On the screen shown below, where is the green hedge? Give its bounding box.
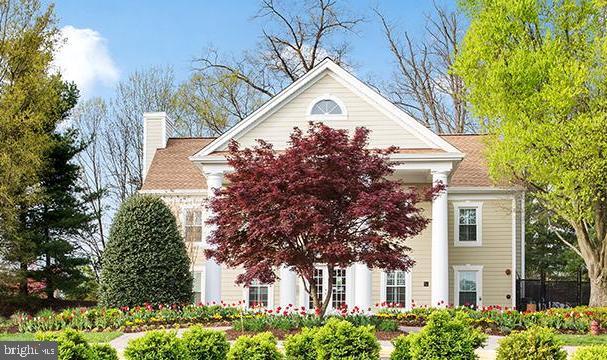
[571,345,607,360]
[496,327,567,360]
[100,195,192,307]
[227,332,282,360]
[391,310,486,360]
[181,326,229,360]
[35,329,118,360]
[124,330,189,360]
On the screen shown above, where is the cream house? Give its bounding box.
[140,59,525,311]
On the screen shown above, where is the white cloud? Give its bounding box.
[53,25,119,96]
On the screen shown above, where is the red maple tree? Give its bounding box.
[206,122,439,316]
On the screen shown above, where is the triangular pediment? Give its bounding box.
[191,59,461,160]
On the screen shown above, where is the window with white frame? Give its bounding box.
[454,202,482,246]
[192,270,202,304]
[308,268,324,309]
[184,208,203,243]
[248,280,270,308]
[385,271,407,307]
[332,268,347,309]
[454,265,483,308]
[311,99,342,115]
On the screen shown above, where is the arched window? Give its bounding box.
[310,99,343,115]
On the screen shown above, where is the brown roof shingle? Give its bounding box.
[141,138,215,190]
[440,134,492,187]
[142,134,497,191]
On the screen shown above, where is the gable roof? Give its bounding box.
[141,134,495,191]
[190,58,462,161]
[141,138,214,191]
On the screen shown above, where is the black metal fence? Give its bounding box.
[517,275,590,311]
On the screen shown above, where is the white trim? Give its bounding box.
[453,265,483,307]
[190,59,462,160]
[138,189,208,196]
[181,205,205,246]
[243,282,275,309]
[306,94,348,120]
[379,270,412,309]
[453,202,483,247]
[511,198,517,308]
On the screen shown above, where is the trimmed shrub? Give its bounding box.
[181,326,229,360]
[395,310,486,360]
[227,332,282,360]
[36,329,94,360]
[284,327,319,360]
[100,195,192,307]
[496,327,566,360]
[390,335,412,360]
[90,344,118,360]
[572,345,607,360]
[313,318,380,360]
[124,330,190,360]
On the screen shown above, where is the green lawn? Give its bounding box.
[556,334,607,346]
[0,332,122,343]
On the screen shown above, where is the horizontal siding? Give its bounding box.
[226,74,430,150]
[448,199,514,307]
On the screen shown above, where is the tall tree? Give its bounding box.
[377,4,472,133]
[192,0,363,128]
[0,0,78,295]
[0,0,62,244]
[104,66,180,202]
[455,0,607,305]
[27,125,96,299]
[70,98,110,281]
[206,123,438,316]
[525,196,585,280]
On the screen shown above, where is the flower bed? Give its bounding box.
[4,301,607,336]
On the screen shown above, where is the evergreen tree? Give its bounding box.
[100,195,192,307]
[26,116,98,299]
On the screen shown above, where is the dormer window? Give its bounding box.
[307,95,347,119]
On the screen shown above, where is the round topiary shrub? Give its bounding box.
[394,310,486,360]
[572,345,607,360]
[227,332,282,360]
[100,195,192,307]
[90,344,119,360]
[390,335,412,360]
[284,327,319,360]
[181,326,229,360]
[124,330,189,360]
[496,327,566,360]
[35,329,89,360]
[313,318,380,360]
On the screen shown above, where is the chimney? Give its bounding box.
[143,112,174,180]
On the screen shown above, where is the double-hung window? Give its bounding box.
[248,280,270,308]
[454,202,483,246]
[184,208,203,244]
[385,271,407,307]
[454,265,483,307]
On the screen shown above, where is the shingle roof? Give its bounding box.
[439,134,492,187]
[141,138,214,191]
[141,134,495,191]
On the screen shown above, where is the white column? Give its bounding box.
[204,171,224,304]
[279,266,298,308]
[354,263,372,311]
[431,170,449,307]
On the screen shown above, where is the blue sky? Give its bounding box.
[51,0,457,99]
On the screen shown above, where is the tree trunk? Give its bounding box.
[588,271,607,306]
[573,220,607,307]
[18,263,28,296]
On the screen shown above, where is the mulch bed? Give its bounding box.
[224,328,407,340]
